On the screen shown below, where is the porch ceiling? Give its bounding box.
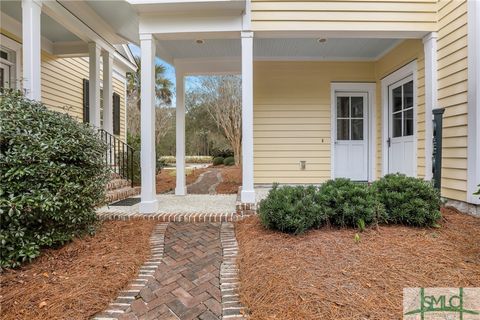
[157,37,400,65]
[0,1,80,43]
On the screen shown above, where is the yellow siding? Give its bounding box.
[251,0,437,32]
[41,54,127,142]
[436,0,468,201]
[253,61,375,184]
[373,40,425,179]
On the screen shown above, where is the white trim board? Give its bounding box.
[467,0,480,205]
[330,82,376,182]
[381,60,418,177]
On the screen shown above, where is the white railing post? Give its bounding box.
[88,42,101,127]
[139,33,159,213]
[241,31,256,203]
[21,0,42,101]
[175,69,187,195]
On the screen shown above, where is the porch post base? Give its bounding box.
[139,200,159,214]
[175,187,187,196]
[241,188,256,204]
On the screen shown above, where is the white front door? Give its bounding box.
[334,93,368,181]
[388,77,415,176]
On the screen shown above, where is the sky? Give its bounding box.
[128,44,201,107]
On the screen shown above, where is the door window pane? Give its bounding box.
[393,112,402,137]
[351,97,363,118]
[351,119,363,140]
[337,97,349,117]
[337,119,349,140]
[403,81,413,108]
[392,86,402,112]
[403,108,414,136]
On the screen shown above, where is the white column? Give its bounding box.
[175,69,186,195]
[102,51,113,133]
[88,42,101,127]
[423,32,438,181]
[21,0,42,101]
[241,31,256,203]
[139,33,159,213]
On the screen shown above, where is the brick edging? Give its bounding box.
[92,223,169,320]
[97,212,241,222]
[220,223,247,319]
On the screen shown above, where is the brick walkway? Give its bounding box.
[117,223,233,320]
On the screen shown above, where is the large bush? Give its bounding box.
[316,179,386,228]
[0,91,109,268]
[212,156,224,166]
[223,156,235,166]
[258,184,325,235]
[372,174,441,226]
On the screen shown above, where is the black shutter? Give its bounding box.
[82,79,89,123]
[113,92,120,135]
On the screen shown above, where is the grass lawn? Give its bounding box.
[0,220,155,320]
[236,207,480,320]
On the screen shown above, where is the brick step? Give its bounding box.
[106,186,140,204]
[106,178,131,191]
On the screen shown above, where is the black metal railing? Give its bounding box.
[98,129,135,187]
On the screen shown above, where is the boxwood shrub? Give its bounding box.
[0,91,109,268]
[212,156,224,166]
[315,179,386,228]
[223,156,235,166]
[372,174,441,226]
[258,184,325,235]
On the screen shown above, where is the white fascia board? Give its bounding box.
[41,1,116,54]
[114,51,137,72]
[174,57,241,75]
[254,30,429,39]
[0,12,53,54]
[139,13,242,35]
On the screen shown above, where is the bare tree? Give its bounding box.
[197,75,242,165]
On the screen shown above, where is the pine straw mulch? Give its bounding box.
[215,166,242,194]
[236,207,480,320]
[0,220,156,320]
[156,167,208,194]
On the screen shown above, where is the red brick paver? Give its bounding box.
[120,223,223,320]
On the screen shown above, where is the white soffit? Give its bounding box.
[157,37,400,61]
[255,38,400,60]
[0,0,80,43]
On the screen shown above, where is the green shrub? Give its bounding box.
[316,179,386,228]
[0,91,109,268]
[223,156,235,166]
[211,147,234,159]
[258,184,325,235]
[372,174,441,226]
[212,157,224,166]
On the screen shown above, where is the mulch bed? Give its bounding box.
[216,166,242,194]
[156,167,208,194]
[236,207,480,320]
[0,220,156,320]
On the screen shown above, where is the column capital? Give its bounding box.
[422,32,438,43]
[139,33,154,41]
[22,0,42,9]
[241,31,254,39]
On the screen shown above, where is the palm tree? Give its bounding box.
[127,56,173,109]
